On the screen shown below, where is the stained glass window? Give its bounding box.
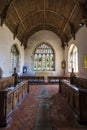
[10,45,20,73]
[68,44,78,72]
[34,43,54,71]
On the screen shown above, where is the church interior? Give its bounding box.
[0,0,87,130]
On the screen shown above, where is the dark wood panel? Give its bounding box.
[59,78,87,124]
[0,79,29,127]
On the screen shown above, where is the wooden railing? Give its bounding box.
[19,76,44,84]
[48,76,69,84]
[19,75,69,84]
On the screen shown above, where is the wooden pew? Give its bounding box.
[0,77,29,127]
[0,76,14,90]
[59,77,87,124]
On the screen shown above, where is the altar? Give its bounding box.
[35,72,52,77]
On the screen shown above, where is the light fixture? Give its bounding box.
[79,22,84,27]
[80,18,87,27]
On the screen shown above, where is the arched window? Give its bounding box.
[10,44,20,73]
[68,44,78,72]
[34,43,55,71]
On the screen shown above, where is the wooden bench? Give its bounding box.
[59,77,87,124]
[0,77,29,127]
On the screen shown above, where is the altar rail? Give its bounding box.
[19,76,44,84]
[0,79,29,127]
[19,76,69,84]
[48,76,69,84]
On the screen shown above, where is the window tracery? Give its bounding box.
[10,45,20,73]
[68,44,78,72]
[34,43,55,71]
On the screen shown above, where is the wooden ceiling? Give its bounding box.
[0,0,87,49]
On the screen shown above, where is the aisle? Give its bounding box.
[34,88,52,130]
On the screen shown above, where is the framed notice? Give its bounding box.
[84,56,87,68]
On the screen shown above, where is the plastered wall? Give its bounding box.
[24,30,64,76]
[0,24,87,78]
[64,25,87,78]
[0,24,24,77]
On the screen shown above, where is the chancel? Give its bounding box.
[0,0,87,129]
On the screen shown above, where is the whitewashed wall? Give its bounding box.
[24,30,64,76]
[0,24,24,77]
[65,25,87,78]
[0,24,87,78]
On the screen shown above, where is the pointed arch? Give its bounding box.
[10,44,20,73]
[68,44,78,72]
[33,42,55,71]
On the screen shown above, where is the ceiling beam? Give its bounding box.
[69,22,75,40]
[0,0,13,26]
[79,1,87,27]
[21,35,27,44]
[74,0,87,5]
[21,23,68,49]
[21,23,63,41]
[74,0,87,27]
[19,9,68,24]
[13,23,19,39]
[61,3,78,38]
[79,2,87,17]
[61,38,68,50]
[11,3,28,32]
[43,0,45,29]
[19,9,68,42]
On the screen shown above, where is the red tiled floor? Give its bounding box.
[0,84,58,130]
[50,93,87,130]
